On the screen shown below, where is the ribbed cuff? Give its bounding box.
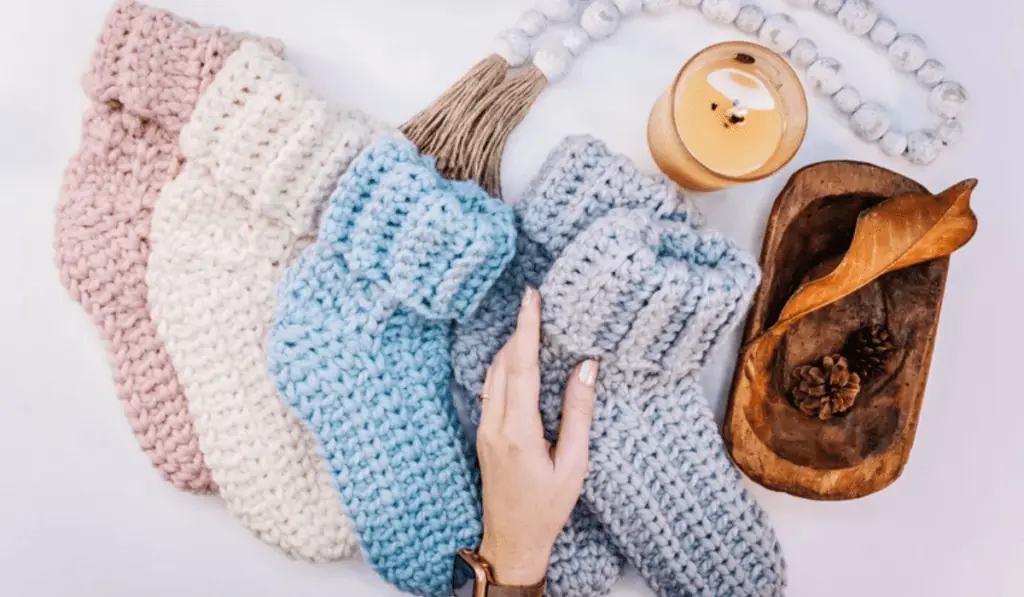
[518,135,699,257]
[84,0,284,131]
[329,137,517,322]
[179,42,386,237]
[541,209,760,373]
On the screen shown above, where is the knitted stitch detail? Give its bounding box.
[54,1,277,492]
[452,136,700,597]
[146,42,384,561]
[452,136,784,597]
[269,137,516,596]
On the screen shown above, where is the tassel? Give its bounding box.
[402,53,510,171]
[433,66,547,197]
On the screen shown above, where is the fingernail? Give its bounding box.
[521,286,535,308]
[579,360,599,387]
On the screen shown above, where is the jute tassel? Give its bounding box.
[402,54,510,173]
[436,66,546,197]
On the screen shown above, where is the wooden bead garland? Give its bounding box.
[496,0,968,166]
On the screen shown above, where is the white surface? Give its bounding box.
[1,1,1021,596]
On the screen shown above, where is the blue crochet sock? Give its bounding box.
[451,136,701,597]
[268,137,516,597]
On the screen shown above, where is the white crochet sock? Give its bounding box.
[147,42,389,561]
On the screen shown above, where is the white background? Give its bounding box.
[1,1,1021,596]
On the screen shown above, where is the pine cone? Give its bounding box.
[790,355,861,420]
[843,324,896,378]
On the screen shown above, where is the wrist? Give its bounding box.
[478,534,550,587]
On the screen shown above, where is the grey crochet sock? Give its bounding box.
[540,209,782,597]
[453,136,785,597]
[451,136,700,597]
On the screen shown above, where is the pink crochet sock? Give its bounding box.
[54,0,282,492]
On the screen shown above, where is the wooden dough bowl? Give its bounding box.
[724,161,977,500]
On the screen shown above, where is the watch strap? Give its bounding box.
[486,579,546,597]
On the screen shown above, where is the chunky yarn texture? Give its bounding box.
[146,42,384,560]
[54,0,278,492]
[454,136,670,597]
[269,137,516,596]
[452,136,786,597]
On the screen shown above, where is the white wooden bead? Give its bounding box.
[836,0,878,36]
[916,59,945,86]
[936,119,963,146]
[701,0,741,23]
[496,29,532,66]
[679,0,703,6]
[879,130,908,157]
[807,57,844,95]
[517,10,548,37]
[832,86,862,114]
[850,102,891,141]
[734,5,765,34]
[581,1,621,39]
[817,0,844,15]
[563,26,591,56]
[888,34,928,72]
[929,81,968,119]
[906,130,941,165]
[613,0,645,15]
[534,44,575,82]
[539,0,581,22]
[786,0,818,8]
[643,0,680,12]
[759,14,800,53]
[868,18,898,47]
[789,39,818,69]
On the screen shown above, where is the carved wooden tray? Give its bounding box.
[724,161,977,500]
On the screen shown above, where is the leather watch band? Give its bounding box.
[486,580,546,597]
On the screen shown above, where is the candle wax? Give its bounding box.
[674,60,786,178]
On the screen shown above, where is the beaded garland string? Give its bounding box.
[514,0,967,166]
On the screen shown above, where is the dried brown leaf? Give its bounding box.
[772,180,978,330]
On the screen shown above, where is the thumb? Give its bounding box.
[553,360,599,482]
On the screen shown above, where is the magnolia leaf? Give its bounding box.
[768,179,978,335]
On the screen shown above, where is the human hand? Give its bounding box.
[475,287,599,586]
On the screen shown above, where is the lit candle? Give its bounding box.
[648,42,808,192]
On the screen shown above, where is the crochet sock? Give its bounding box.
[451,136,697,597]
[53,0,280,492]
[268,137,516,597]
[537,208,783,597]
[452,136,783,596]
[146,42,384,561]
